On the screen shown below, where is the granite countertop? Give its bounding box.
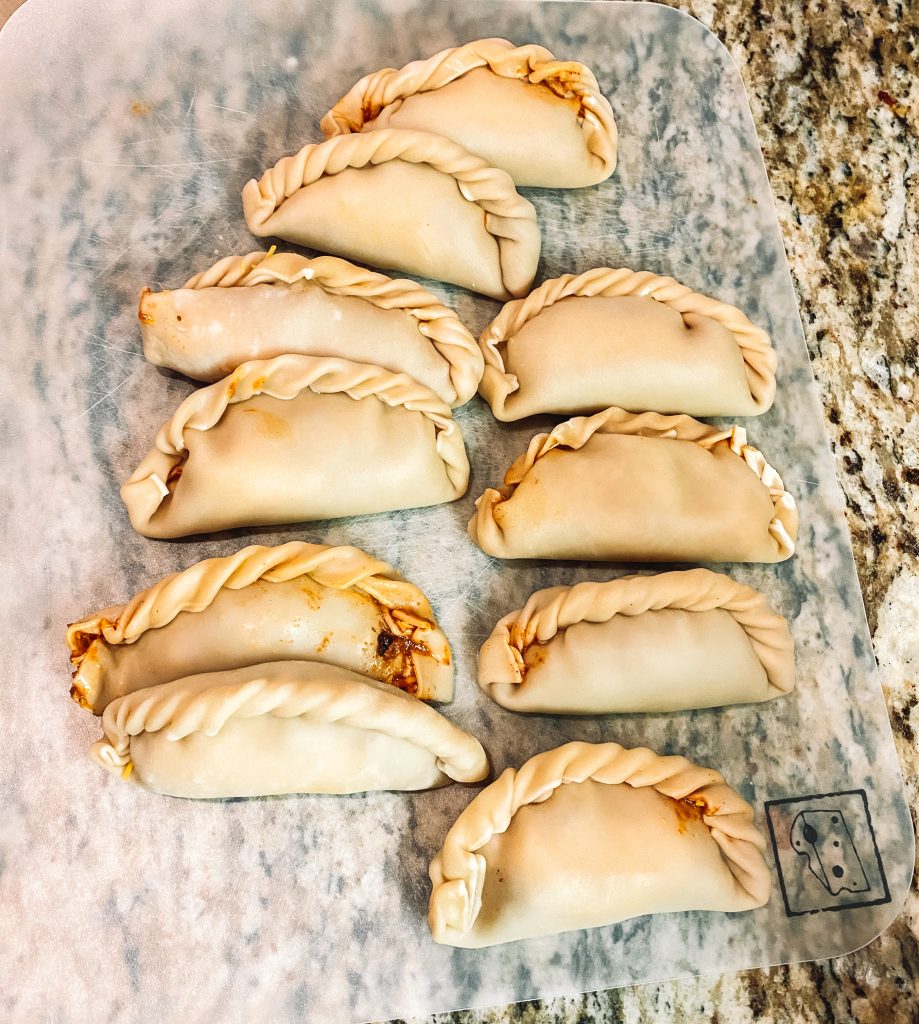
[0,1,915,1022]
[409,1,918,1022]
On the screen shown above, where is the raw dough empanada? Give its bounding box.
[479,268,777,419]
[122,354,469,538]
[320,38,617,188]
[139,250,483,404]
[478,569,794,713]
[67,541,453,714]
[90,661,489,799]
[242,129,539,300]
[429,741,770,947]
[469,408,797,563]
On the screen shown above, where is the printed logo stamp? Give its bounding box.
[764,789,890,916]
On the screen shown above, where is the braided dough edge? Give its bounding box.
[121,353,469,535]
[92,668,488,785]
[319,37,617,180]
[479,268,776,418]
[67,541,449,708]
[241,128,539,298]
[429,740,770,942]
[478,567,795,700]
[165,250,482,406]
[469,407,798,559]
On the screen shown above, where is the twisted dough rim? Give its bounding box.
[180,250,483,406]
[429,741,770,942]
[241,128,539,298]
[479,268,777,418]
[478,568,795,699]
[319,37,617,178]
[66,541,447,706]
[91,665,488,785]
[121,353,470,532]
[472,408,798,559]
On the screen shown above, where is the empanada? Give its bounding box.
[122,354,470,538]
[320,38,617,189]
[479,268,777,419]
[68,541,453,714]
[429,741,770,947]
[478,569,794,714]
[242,129,540,300]
[139,250,483,404]
[469,408,797,563]
[90,661,489,799]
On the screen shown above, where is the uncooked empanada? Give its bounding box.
[68,541,453,714]
[90,661,489,799]
[429,741,770,947]
[478,569,794,714]
[469,408,797,563]
[122,354,469,538]
[242,129,540,300]
[139,250,483,404]
[320,38,617,188]
[479,268,777,420]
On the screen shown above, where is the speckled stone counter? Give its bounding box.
[399,1,919,1021]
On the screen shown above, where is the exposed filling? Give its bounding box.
[67,627,109,708]
[69,682,92,710]
[137,287,155,325]
[670,794,711,834]
[165,462,184,490]
[67,625,102,664]
[542,69,589,110]
[374,628,432,695]
[65,583,449,707]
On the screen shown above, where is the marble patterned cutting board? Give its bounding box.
[0,1,912,1021]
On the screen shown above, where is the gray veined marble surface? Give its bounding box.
[0,1,913,1022]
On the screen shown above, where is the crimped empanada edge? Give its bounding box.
[121,353,470,536]
[469,408,798,560]
[428,741,770,944]
[68,543,454,710]
[319,37,617,180]
[139,250,484,407]
[478,267,777,419]
[92,667,488,787]
[477,567,795,699]
[240,129,540,299]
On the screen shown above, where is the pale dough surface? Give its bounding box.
[471,781,744,946]
[502,608,769,713]
[476,568,794,714]
[131,717,446,798]
[428,742,770,949]
[254,161,505,298]
[369,69,596,188]
[474,433,781,562]
[124,361,469,539]
[92,661,489,798]
[142,283,453,391]
[81,578,449,711]
[502,295,756,417]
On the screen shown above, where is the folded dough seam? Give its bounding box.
[479,266,776,416]
[67,541,450,708]
[242,128,539,299]
[121,353,469,530]
[479,567,795,698]
[428,741,770,941]
[152,249,483,406]
[473,406,798,559]
[92,664,489,788]
[320,37,617,178]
